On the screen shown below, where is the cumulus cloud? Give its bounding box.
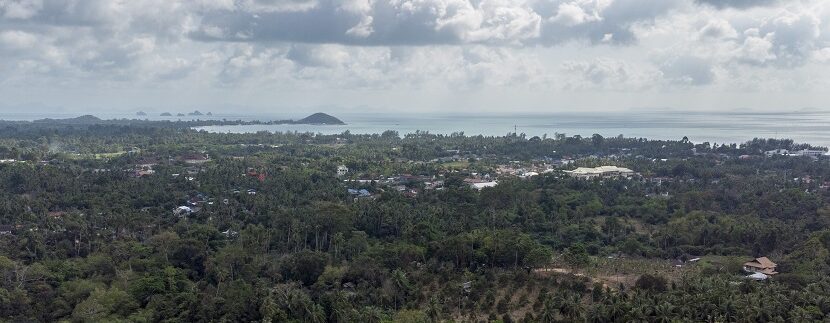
[815,47,830,62]
[563,58,631,84]
[189,0,687,46]
[550,1,602,27]
[695,0,780,9]
[720,10,825,67]
[561,57,662,90]
[660,56,715,85]
[0,0,829,112]
[539,0,687,45]
[698,18,738,39]
[0,0,42,19]
[759,11,822,67]
[0,30,38,50]
[735,29,776,64]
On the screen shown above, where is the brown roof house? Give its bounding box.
[743,257,778,276]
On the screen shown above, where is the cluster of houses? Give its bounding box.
[347,188,375,201]
[344,173,443,200]
[173,192,218,217]
[128,158,159,178]
[496,163,554,179]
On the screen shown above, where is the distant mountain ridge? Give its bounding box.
[0,113,345,128]
[32,115,103,124]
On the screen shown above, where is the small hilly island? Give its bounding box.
[295,112,345,125]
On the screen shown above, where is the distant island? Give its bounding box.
[0,113,345,129]
[160,112,172,116]
[295,112,345,125]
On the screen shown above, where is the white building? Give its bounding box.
[470,181,498,190]
[766,149,826,158]
[173,206,193,216]
[336,165,349,177]
[791,149,826,158]
[565,166,635,179]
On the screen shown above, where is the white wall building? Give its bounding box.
[336,165,349,177]
[565,166,635,179]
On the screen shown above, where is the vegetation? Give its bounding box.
[1,119,830,321]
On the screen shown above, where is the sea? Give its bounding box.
[2,110,830,147]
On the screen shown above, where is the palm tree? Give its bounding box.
[539,299,557,323]
[559,295,584,321]
[426,296,442,323]
[585,305,608,323]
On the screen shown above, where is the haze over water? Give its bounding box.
[194,111,830,147]
[2,110,828,147]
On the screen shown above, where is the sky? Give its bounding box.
[1,0,829,115]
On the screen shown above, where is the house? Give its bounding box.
[131,169,155,177]
[337,165,349,177]
[743,257,778,276]
[347,189,371,197]
[173,206,193,216]
[765,149,787,156]
[182,153,210,164]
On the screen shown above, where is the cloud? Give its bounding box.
[695,0,780,9]
[563,58,632,85]
[550,1,602,27]
[286,44,349,67]
[722,10,824,67]
[815,47,830,62]
[539,0,687,45]
[0,30,38,50]
[698,18,738,39]
[560,57,664,91]
[1,0,829,112]
[190,0,686,46]
[759,11,822,67]
[734,29,776,64]
[238,0,319,12]
[0,0,42,19]
[0,0,118,26]
[660,56,715,85]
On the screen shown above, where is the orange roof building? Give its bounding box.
[743,257,778,275]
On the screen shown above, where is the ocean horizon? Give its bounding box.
[2,110,829,147]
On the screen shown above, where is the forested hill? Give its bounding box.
[2,124,830,321]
